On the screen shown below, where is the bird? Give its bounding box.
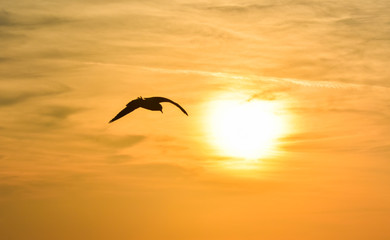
[109,96,188,123]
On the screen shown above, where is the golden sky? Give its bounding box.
[1,0,390,239]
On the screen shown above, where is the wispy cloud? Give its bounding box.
[0,81,70,106]
[83,134,146,149]
[0,9,71,28]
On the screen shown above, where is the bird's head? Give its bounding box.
[158,104,163,113]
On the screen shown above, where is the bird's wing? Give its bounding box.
[109,103,140,123]
[126,98,143,106]
[148,97,188,116]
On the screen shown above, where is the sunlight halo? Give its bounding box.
[206,98,286,160]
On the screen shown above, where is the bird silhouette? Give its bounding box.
[109,96,188,123]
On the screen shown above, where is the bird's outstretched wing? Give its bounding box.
[109,100,141,123]
[148,97,188,116]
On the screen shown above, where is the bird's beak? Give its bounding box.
[160,110,163,113]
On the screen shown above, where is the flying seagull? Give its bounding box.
[109,96,188,123]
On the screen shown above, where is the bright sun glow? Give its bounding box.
[207,99,286,159]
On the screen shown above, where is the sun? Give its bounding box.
[206,98,285,159]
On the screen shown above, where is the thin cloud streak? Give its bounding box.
[141,66,390,90]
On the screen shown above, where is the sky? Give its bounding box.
[1,0,390,239]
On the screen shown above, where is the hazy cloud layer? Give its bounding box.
[1,0,390,239]
[0,81,70,106]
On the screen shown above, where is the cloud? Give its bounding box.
[0,81,70,106]
[182,1,390,86]
[248,84,292,101]
[105,154,133,164]
[40,105,82,120]
[0,57,12,62]
[204,4,276,13]
[369,145,390,154]
[0,9,71,28]
[0,29,25,41]
[0,184,23,197]
[20,105,85,129]
[113,162,199,179]
[0,9,13,26]
[0,167,101,200]
[280,131,335,142]
[83,134,146,149]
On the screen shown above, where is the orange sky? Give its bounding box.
[1,0,390,239]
